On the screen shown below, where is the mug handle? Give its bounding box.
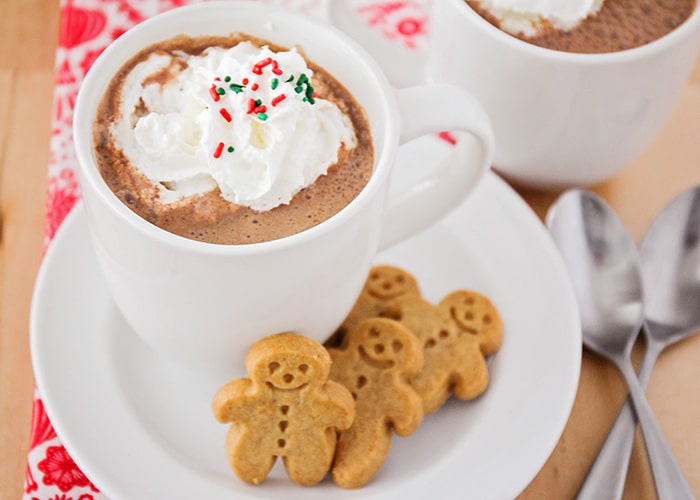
[379,84,495,250]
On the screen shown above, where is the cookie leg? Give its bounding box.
[284,429,336,486]
[226,428,276,485]
[332,420,391,489]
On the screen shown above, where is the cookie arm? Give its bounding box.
[318,381,356,430]
[211,378,253,423]
[388,384,424,437]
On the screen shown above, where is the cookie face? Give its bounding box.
[263,358,315,390]
[325,265,420,349]
[364,265,420,300]
[213,333,355,486]
[356,321,412,367]
[442,291,503,356]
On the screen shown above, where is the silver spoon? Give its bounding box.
[575,186,700,500]
[547,189,694,500]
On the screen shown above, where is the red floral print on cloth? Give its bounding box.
[46,168,80,242]
[36,446,97,493]
[30,493,97,500]
[59,4,108,48]
[356,1,428,49]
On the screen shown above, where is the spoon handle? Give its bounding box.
[575,337,661,500]
[619,360,695,500]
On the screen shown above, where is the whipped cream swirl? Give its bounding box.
[475,0,604,36]
[111,42,357,211]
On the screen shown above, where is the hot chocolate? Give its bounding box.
[467,0,697,53]
[93,34,373,244]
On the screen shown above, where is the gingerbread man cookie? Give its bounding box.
[325,265,420,348]
[327,318,424,488]
[382,290,503,413]
[212,333,355,486]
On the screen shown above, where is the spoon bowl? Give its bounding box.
[641,186,700,345]
[547,189,694,500]
[546,189,644,360]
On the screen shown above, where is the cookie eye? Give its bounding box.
[439,330,449,339]
[269,362,280,374]
[483,314,492,325]
[464,296,475,305]
[425,339,436,349]
[298,364,309,374]
[396,275,405,284]
[368,327,381,339]
[392,340,403,353]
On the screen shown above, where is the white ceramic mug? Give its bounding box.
[329,0,700,188]
[73,1,494,380]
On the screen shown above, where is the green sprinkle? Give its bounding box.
[255,99,262,107]
[257,112,268,121]
[224,76,231,82]
[216,87,226,95]
[271,78,279,90]
[305,85,314,98]
[297,73,308,85]
[227,146,235,153]
[285,74,295,82]
[295,86,303,94]
[229,83,244,93]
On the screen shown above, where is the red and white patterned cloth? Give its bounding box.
[24,1,429,498]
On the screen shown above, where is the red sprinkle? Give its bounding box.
[246,98,256,114]
[209,85,220,102]
[213,142,225,158]
[242,77,249,85]
[271,94,286,107]
[438,131,458,145]
[253,105,267,114]
[214,77,221,81]
[251,82,259,91]
[271,60,283,75]
[219,108,232,122]
[252,57,273,75]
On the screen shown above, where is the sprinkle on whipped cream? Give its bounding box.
[111,41,357,211]
[474,0,605,36]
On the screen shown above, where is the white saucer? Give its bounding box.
[31,134,581,499]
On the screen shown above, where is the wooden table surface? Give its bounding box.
[1,1,699,498]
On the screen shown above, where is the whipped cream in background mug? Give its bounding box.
[475,0,603,36]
